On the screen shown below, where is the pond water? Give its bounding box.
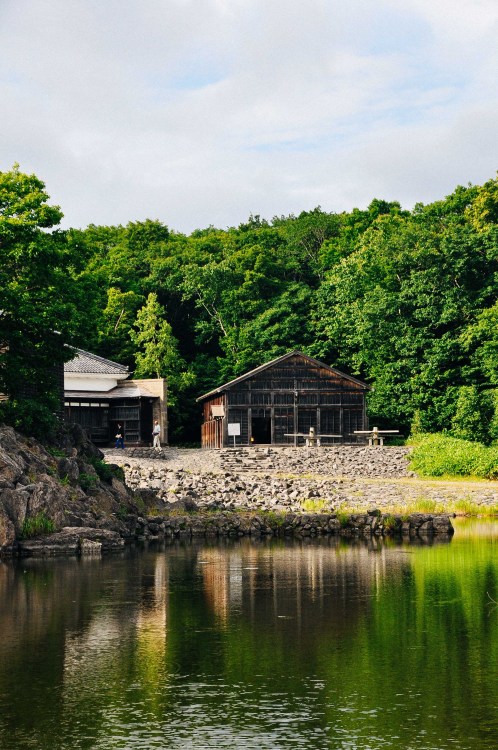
[0,521,497,750]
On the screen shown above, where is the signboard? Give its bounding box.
[227,423,241,436]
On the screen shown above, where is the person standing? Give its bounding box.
[115,424,124,449]
[152,420,161,449]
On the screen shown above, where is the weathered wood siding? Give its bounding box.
[200,354,368,448]
[201,395,226,449]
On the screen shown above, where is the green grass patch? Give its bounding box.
[133,494,147,514]
[382,514,400,531]
[336,511,350,528]
[407,498,440,513]
[47,446,66,458]
[259,510,287,527]
[20,512,56,539]
[409,434,498,480]
[116,504,128,520]
[367,496,498,518]
[301,498,329,512]
[146,507,164,517]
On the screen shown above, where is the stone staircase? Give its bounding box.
[219,447,278,473]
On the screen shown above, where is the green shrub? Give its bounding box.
[111,464,125,482]
[260,510,286,527]
[78,472,98,491]
[47,447,66,458]
[20,512,56,539]
[409,433,498,479]
[89,458,115,483]
[450,386,495,444]
[0,398,59,442]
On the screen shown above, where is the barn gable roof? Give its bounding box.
[196,351,370,402]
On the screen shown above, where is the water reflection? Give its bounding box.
[0,529,497,750]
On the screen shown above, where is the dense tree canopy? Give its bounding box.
[0,166,80,436]
[2,164,497,443]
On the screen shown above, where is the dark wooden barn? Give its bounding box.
[197,351,371,449]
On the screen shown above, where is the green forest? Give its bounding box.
[1,165,497,444]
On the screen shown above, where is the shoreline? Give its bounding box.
[13,508,455,557]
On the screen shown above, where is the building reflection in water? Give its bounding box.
[59,553,171,713]
[0,535,451,693]
[6,532,492,750]
[195,538,412,637]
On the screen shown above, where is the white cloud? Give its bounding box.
[0,0,497,231]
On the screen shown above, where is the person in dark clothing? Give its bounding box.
[115,424,124,449]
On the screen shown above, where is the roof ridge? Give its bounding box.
[197,350,370,401]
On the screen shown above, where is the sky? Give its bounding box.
[1,0,497,233]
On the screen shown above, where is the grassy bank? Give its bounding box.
[408,434,498,481]
[302,496,498,518]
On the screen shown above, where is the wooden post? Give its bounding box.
[293,387,298,447]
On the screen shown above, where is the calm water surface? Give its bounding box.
[0,520,497,750]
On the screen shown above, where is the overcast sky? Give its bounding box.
[1,0,497,233]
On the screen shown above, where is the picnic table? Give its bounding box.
[353,426,399,446]
[285,427,342,447]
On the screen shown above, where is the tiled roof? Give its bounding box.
[64,348,129,375]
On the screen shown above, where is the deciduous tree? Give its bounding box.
[0,165,78,436]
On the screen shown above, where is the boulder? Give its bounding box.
[17,527,125,556]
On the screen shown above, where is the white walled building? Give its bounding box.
[64,349,167,446]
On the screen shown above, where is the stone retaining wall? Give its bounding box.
[131,510,454,542]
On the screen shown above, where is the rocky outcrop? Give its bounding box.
[0,424,138,556]
[17,527,125,556]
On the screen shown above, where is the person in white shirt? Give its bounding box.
[152,420,161,449]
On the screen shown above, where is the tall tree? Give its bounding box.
[130,293,195,405]
[0,165,78,436]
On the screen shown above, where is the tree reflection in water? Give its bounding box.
[0,527,496,749]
